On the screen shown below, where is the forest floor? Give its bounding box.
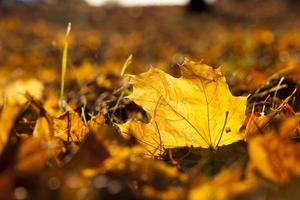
[1,2,300,200]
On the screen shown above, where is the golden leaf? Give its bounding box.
[0,104,20,155]
[118,60,247,155]
[0,78,44,156]
[244,113,272,140]
[189,169,253,200]
[15,138,51,174]
[33,117,52,140]
[82,145,186,200]
[0,78,43,105]
[53,111,88,142]
[248,133,300,184]
[278,115,300,138]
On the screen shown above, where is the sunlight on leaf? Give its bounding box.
[33,117,52,140]
[0,78,43,105]
[248,133,300,184]
[53,110,88,142]
[0,78,44,156]
[0,104,20,156]
[118,59,247,155]
[278,115,300,138]
[244,113,273,140]
[189,169,253,200]
[15,138,52,174]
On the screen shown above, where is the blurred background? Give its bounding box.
[2,1,300,200]
[1,0,300,84]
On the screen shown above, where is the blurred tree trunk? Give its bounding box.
[187,0,208,12]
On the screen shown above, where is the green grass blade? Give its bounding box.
[60,22,71,113]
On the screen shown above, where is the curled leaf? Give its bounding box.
[0,78,44,156]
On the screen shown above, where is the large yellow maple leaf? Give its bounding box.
[118,60,247,156]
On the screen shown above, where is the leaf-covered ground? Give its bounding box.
[1,2,300,200]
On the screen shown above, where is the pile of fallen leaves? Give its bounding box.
[2,4,300,200]
[1,57,300,200]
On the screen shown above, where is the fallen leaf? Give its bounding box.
[33,117,52,140]
[29,116,68,169]
[118,60,247,155]
[0,104,20,155]
[142,185,184,200]
[82,145,186,200]
[248,133,300,184]
[53,110,88,142]
[189,168,253,200]
[15,138,50,173]
[244,113,273,140]
[0,79,44,156]
[279,115,300,138]
[242,68,270,91]
[0,78,44,105]
[244,103,298,140]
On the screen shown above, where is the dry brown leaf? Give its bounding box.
[82,145,186,200]
[244,113,273,140]
[248,133,300,184]
[245,104,298,140]
[118,59,247,156]
[53,110,88,142]
[0,78,43,105]
[142,185,183,200]
[189,169,254,200]
[83,146,145,177]
[278,115,300,138]
[0,104,20,155]
[43,90,61,116]
[33,117,52,140]
[0,78,44,156]
[88,114,122,149]
[28,116,69,170]
[15,137,61,174]
[242,68,269,91]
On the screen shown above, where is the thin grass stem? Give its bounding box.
[60,22,71,113]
